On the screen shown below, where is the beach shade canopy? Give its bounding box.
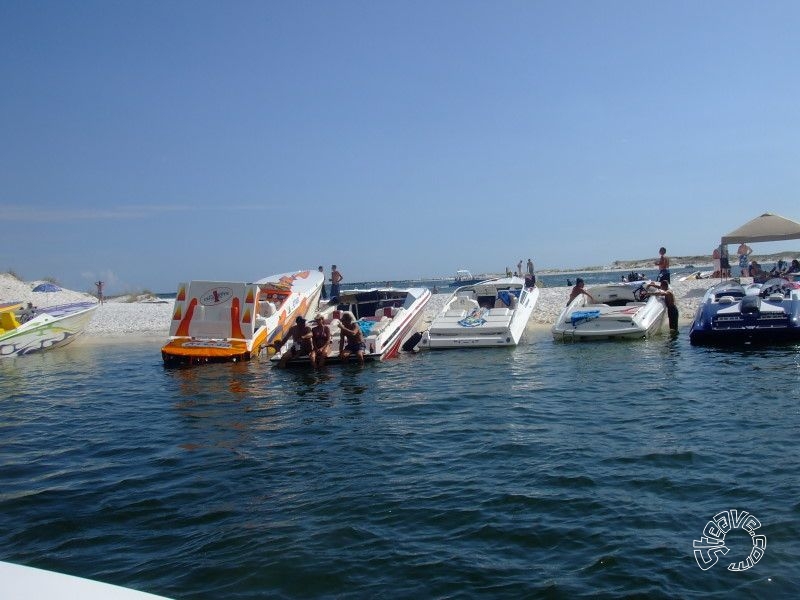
[720,212,800,244]
[32,282,62,293]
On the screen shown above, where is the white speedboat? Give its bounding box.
[1,560,171,599]
[552,281,666,341]
[271,286,431,365]
[689,277,800,346]
[1,301,97,358]
[161,269,323,365]
[447,269,485,287]
[419,276,539,349]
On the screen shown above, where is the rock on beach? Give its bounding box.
[0,273,724,339]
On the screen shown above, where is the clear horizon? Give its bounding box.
[2,1,800,295]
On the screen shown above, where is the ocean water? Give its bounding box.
[155,266,702,300]
[1,330,799,599]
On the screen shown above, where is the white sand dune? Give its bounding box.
[1,273,729,338]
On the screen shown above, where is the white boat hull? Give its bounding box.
[1,560,171,599]
[161,270,323,365]
[272,287,431,364]
[0,302,97,358]
[552,282,666,341]
[421,277,539,349]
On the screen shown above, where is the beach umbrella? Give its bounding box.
[32,282,62,292]
[721,212,800,244]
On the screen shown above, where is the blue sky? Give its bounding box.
[2,1,799,294]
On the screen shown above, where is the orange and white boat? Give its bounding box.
[161,270,323,365]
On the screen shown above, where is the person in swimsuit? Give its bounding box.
[655,247,671,283]
[567,278,594,305]
[318,266,328,300]
[719,244,731,278]
[311,314,331,367]
[338,312,365,365]
[273,316,314,368]
[330,265,343,300]
[736,243,753,276]
[644,280,678,331]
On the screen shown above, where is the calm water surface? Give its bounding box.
[1,329,799,599]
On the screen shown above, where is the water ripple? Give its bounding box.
[1,336,799,598]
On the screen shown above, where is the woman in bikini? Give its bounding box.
[311,314,331,368]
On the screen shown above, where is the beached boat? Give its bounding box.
[688,277,800,346]
[448,269,485,287]
[552,281,666,341]
[419,276,539,349]
[0,301,97,358]
[271,286,431,365]
[161,270,323,365]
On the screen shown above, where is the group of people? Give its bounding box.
[272,310,366,368]
[268,263,363,368]
[713,242,800,281]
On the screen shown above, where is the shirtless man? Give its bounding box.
[311,314,332,368]
[567,278,594,305]
[338,312,365,365]
[273,316,315,368]
[330,265,343,300]
[645,280,678,331]
[654,247,671,283]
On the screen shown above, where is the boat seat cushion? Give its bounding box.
[1,311,21,331]
[190,321,233,338]
[718,296,736,304]
[451,297,479,311]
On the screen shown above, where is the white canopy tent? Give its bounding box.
[721,213,800,244]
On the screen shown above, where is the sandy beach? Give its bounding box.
[1,272,728,339]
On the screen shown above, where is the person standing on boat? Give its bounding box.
[655,247,671,284]
[517,260,523,277]
[318,266,328,300]
[330,265,343,300]
[645,280,678,331]
[338,312,365,365]
[527,258,534,276]
[737,243,753,276]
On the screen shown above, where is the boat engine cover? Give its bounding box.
[740,295,761,314]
